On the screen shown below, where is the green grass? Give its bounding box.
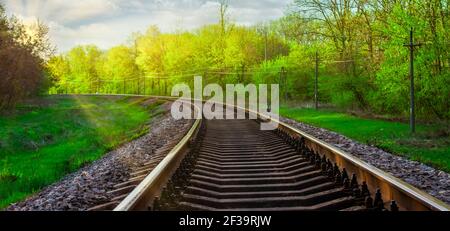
[280,107,450,172]
[0,95,160,209]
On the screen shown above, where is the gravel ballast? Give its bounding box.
[7,102,192,211]
[280,117,450,205]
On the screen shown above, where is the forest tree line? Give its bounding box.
[0,4,54,109]
[1,1,449,122]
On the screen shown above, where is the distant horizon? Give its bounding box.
[3,0,292,53]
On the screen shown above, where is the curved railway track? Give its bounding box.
[165,119,361,211]
[89,98,450,211]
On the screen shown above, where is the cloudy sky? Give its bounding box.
[3,0,292,52]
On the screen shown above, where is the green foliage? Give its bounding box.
[67,45,104,93]
[46,20,289,95]
[373,1,450,119]
[43,0,450,121]
[101,45,140,93]
[0,96,153,208]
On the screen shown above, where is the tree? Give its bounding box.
[101,45,139,93]
[42,0,449,121]
[46,55,70,93]
[65,45,104,93]
[136,26,166,74]
[373,1,450,119]
[219,0,230,35]
[0,3,53,109]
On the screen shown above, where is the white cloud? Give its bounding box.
[3,0,292,52]
[48,22,120,50]
[4,0,119,23]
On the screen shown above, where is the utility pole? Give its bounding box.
[123,79,126,94]
[279,67,283,100]
[404,28,421,134]
[164,79,168,96]
[264,29,268,62]
[241,65,245,83]
[143,77,146,95]
[159,76,162,96]
[280,67,288,103]
[137,77,140,95]
[284,68,288,103]
[151,78,154,95]
[315,51,319,110]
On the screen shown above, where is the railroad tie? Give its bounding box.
[158,119,365,211]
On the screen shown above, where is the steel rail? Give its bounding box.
[255,109,450,211]
[274,120,450,211]
[114,99,202,211]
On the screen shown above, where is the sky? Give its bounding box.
[2,0,292,52]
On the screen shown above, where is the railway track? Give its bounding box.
[90,101,450,211]
[162,119,363,211]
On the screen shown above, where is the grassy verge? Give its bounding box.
[280,107,450,172]
[0,95,160,208]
